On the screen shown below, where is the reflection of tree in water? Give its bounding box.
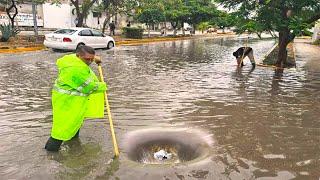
[270,68,284,95]
[48,139,119,180]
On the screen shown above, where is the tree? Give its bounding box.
[70,0,98,27]
[1,0,18,31]
[30,0,47,36]
[197,21,210,33]
[214,12,235,33]
[96,0,138,34]
[137,8,165,37]
[217,0,320,67]
[163,0,185,36]
[184,0,219,34]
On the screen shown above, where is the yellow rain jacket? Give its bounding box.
[51,54,107,141]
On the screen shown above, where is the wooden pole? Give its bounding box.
[97,61,119,157]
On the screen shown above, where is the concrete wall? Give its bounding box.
[1,1,129,30]
[43,3,72,29]
[0,3,43,26]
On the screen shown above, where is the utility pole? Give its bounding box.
[32,0,38,37]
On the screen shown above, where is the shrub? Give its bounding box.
[0,23,19,42]
[122,27,144,39]
[0,24,12,42]
[313,39,320,45]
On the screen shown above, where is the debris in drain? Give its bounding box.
[154,150,172,160]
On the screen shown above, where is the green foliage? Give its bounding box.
[197,22,210,33]
[137,8,165,26]
[0,24,12,42]
[289,17,313,37]
[137,0,219,30]
[122,27,144,39]
[163,0,187,24]
[0,23,19,42]
[313,39,320,45]
[184,0,219,26]
[217,0,320,37]
[213,12,236,30]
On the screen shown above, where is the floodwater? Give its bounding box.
[0,37,319,179]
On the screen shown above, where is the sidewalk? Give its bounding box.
[0,35,45,53]
[294,38,320,71]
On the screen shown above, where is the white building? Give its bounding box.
[0,1,128,30]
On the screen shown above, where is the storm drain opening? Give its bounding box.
[123,128,213,164]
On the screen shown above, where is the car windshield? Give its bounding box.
[54,29,77,35]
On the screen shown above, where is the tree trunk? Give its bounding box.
[32,2,38,37]
[148,25,151,37]
[181,22,185,36]
[102,12,111,34]
[76,14,84,27]
[189,24,194,35]
[171,22,178,36]
[71,0,97,27]
[5,0,18,30]
[276,29,290,67]
[256,32,262,39]
[164,22,167,36]
[276,7,291,67]
[102,18,108,34]
[268,30,275,38]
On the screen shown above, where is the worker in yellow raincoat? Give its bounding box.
[45,45,107,151]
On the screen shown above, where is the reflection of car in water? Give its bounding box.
[44,28,115,51]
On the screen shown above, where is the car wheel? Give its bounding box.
[76,43,85,51]
[107,41,114,49]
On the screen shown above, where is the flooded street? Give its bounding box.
[0,37,319,179]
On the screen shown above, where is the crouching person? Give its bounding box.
[233,47,256,67]
[45,46,107,152]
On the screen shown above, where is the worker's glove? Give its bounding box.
[94,56,102,64]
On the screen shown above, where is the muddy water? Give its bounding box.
[0,37,319,179]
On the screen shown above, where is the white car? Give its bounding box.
[44,28,115,51]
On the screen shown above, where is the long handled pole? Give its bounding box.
[97,62,119,157]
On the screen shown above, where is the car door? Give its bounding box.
[91,30,106,48]
[78,29,94,47]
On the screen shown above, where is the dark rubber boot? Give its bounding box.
[45,137,63,152]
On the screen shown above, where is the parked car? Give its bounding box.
[44,28,115,51]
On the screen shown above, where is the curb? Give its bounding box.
[0,45,45,54]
